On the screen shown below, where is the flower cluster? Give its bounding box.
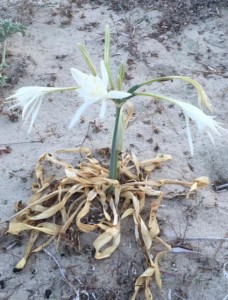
[6,26,224,156]
[7,60,130,132]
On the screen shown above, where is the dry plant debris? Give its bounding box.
[6,148,208,299]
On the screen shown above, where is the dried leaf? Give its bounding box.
[154,251,168,288]
[94,223,120,259]
[131,267,155,300]
[140,218,152,251]
[123,101,134,129]
[6,148,208,297]
[8,222,61,235]
[187,176,209,198]
[76,201,98,232]
[15,230,39,270]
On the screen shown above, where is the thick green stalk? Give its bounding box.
[109,105,123,180]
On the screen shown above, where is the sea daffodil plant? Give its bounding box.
[5,25,226,300]
[7,25,224,181]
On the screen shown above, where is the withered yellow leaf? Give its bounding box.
[15,230,39,270]
[94,223,120,259]
[140,218,152,251]
[131,267,155,300]
[8,222,61,235]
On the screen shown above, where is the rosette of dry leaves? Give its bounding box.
[6,148,208,299]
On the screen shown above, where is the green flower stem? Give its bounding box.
[128,76,211,109]
[64,86,79,91]
[137,76,205,95]
[109,105,123,180]
[133,91,175,104]
[127,75,201,97]
[46,86,79,94]
[137,76,171,88]
[127,77,171,94]
[133,75,193,91]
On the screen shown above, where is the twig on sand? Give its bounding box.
[33,125,45,143]
[173,292,187,300]
[0,140,42,146]
[43,248,80,298]
[215,183,228,191]
[184,237,228,242]
[80,122,91,149]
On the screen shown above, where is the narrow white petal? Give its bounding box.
[21,96,39,121]
[23,99,39,124]
[100,60,109,88]
[207,131,215,145]
[77,89,101,102]
[6,94,16,100]
[70,68,89,87]
[99,100,107,119]
[168,98,224,136]
[185,115,194,156]
[95,75,107,94]
[108,90,131,99]
[28,100,42,133]
[69,102,92,129]
[8,102,21,109]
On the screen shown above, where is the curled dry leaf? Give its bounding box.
[5,148,208,298]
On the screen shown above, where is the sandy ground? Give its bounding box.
[0,1,228,299]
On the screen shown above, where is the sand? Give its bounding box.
[0,1,227,299]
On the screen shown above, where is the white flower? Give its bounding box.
[69,60,131,128]
[7,86,75,133]
[142,92,225,155]
[173,99,225,155]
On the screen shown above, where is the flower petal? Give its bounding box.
[147,93,225,154]
[185,115,194,156]
[167,98,224,134]
[207,131,215,145]
[70,68,90,88]
[99,100,107,119]
[21,95,39,121]
[28,99,42,133]
[70,62,132,125]
[108,90,131,99]
[100,60,109,88]
[22,97,40,124]
[69,101,95,129]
